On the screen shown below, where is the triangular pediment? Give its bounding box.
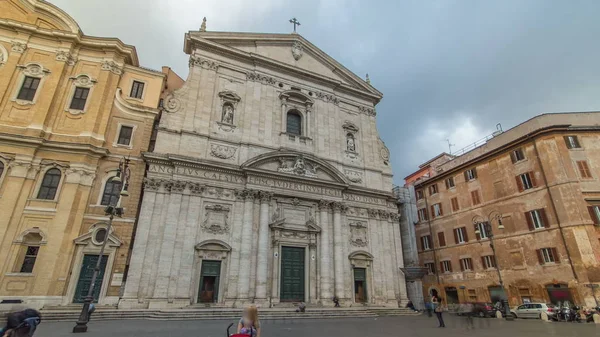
[185,32,381,98]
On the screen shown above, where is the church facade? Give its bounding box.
[119,28,407,308]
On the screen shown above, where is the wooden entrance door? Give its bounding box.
[198,261,221,303]
[280,246,305,302]
[354,268,367,303]
[73,254,108,303]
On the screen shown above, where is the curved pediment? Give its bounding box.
[242,151,349,185]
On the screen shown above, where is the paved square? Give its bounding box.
[37,314,597,337]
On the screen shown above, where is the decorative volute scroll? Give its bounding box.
[0,44,8,67]
[55,50,77,65]
[11,41,27,53]
[378,138,390,165]
[101,61,123,75]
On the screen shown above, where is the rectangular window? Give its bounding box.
[425,262,435,275]
[516,172,536,191]
[417,208,428,222]
[441,260,452,273]
[429,184,438,195]
[451,197,459,212]
[17,76,41,101]
[564,136,581,149]
[460,258,473,271]
[431,203,443,217]
[481,255,496,269]
[538,248,558,264]
[588,205,600,225]
[19,246,39,273]
[454,227,468,244]
[437,232,446,247]
[445,177,455,189]
[421,235,432,251]
[464,168,477,181]
[511,148,526,163]
[576,161,592,179]
[476,222,489,239]
[130,80,145,99]
[117,125,134,146]
[526,209,548,230]
[416,190,424,200]
[69,87,90,110]
[471,190,481,205]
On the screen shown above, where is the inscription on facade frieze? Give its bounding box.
[148,164,245,184]
[343,193,387,206]
[247,176,342,197]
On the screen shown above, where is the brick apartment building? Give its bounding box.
[408,112,600,308]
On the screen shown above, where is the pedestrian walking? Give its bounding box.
[434,297,446,328]
[425,300,433,317]
[0,309,41,337]
[461,302,474,329]
[236,305,261,337]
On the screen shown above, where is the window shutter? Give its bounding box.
[460,260,465,272]
[491,256,496,268]
[475,226,481,241]
[552,248,560,263]
[464,171,468,181]
[440,262,444,273]
[448,261,453,272]
[453,228,459,244]
[563,136,572,149]
[536,249,544,265]
[445,179,449,189]
[510,151,516,164]
[438,232,446,247]
[462,227,469,242]
[515,176,524,192]
[588,206,600,224]
[540,209,550,228]
[439,203,444,216]
[525,211,534,231]
[430,205,435,218]
[481,256,487,269]
[530,172,538,187]
[473,168,478,178]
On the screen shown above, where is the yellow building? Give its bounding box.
[0,0,165,308]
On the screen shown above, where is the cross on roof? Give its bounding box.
[289,18,301,33]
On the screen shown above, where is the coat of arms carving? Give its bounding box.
[349,221,368,247]
[291,41,303,61]
[202,204,230,235]
[278,155,318,178]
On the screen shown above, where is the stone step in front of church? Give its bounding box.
[39,307,419,322]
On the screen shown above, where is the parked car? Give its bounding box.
[472,302,497,318]
[510,303,557,319]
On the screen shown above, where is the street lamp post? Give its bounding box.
[473,211,513,321]
[73,157,130,333]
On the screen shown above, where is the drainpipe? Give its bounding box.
[532,139,578,281]
[423,196,441,285]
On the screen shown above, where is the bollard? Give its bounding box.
[496,311,503,319]
[593,313,600,324]
[540,312,549,322]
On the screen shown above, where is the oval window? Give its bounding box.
[94,228,107,243]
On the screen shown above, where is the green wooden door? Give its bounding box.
[198,261,221,303]
[73,254,108,303]
[280,246,305,301]
[354,268,367,302]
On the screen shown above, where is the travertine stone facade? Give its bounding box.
[120,30,406,308]
[0,0,165,309]
[410,112,600,308]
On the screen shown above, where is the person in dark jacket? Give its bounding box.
[425,301,433,317]
[434,298,446,328]
[0,309,41,337]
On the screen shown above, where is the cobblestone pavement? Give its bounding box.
[38,314,597,337]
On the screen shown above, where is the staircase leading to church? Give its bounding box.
[38,306,419,322]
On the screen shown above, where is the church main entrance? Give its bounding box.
[280,246,305,302]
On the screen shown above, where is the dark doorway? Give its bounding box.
[445,287,459,304]
[430,288,439,298]
[354,268,367,303]
[73,254,108,303]
[546,284,574,305]
[280,246,305,302]
[198,260,221,303]
[488,286,506,304]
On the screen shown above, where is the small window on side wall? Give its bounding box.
[130,80,145,99]
[17,76,41,101]
[464,168,477,181]
[101,177,123,206]
[511,148,525,163]
[564,136,581,149]
[37,168,61,200]
[16,232,43,274]
[117,125,134,146]
[69,87,90,110]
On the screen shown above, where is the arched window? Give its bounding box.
[18,232,42,273]
[286,110,302,135]
[37,168,61,200]
[101,177,122,206]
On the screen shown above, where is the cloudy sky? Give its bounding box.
[50,0,600,185]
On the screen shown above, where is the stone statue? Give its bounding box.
[347,136,356,152]
[222,104,234,124]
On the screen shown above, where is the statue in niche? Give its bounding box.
[347,134,356,152]
[222,103,234,124]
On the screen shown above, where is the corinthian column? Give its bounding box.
[237,189,256,300]
[255,191,273,301]
[318,200,332,302]
[332,202,346,301]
